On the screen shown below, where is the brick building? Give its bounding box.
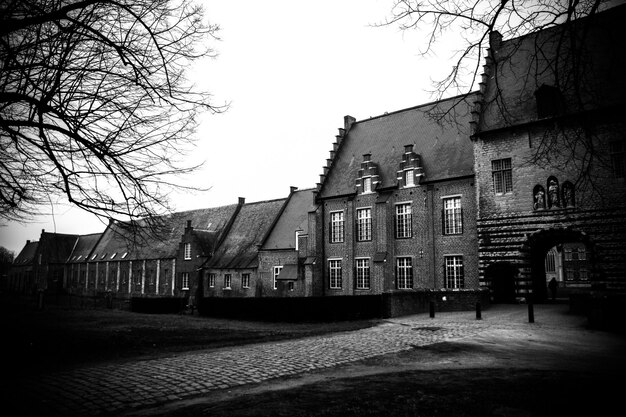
[471,5,626,301]
[314,94,480,297]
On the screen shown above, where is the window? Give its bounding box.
[329,259,342,289]
[181,272,189,290]
[208,273,216,288]
[395,203,412,238]
[579,269,588,280]
[445,256,464,289]
[396,257,413,289]
[110,253,117,259]
[121,252,128,259]
[355,258,370,290]
[356,208,372,241]
[405,169,415,187]
[610,141,625,178]
[363,176,372,193]
[224,274,231,289]
[443,197,462,235]
[184,243,191,260]
[288,281,295,291]
[492,158,512,194]
[242,273,250,289]
[273,266,282,290]
[545,251,556,273]
[330,211,344,243]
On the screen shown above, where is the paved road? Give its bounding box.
[3,304,617,416]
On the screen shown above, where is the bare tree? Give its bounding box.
[0,0,224,226]
[383,0,625,196]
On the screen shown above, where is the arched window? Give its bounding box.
[546,176,560,208]
[533,185,546,210]
[561,181,575,208]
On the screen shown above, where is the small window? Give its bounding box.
[181,272,189,290]
[610,141,625,178]
[121,252,128,259]
[445,256,464,289]
[363,177,372,193]
[330,211,344,243]
[224,274,231,289]
[110,253,117,259]
[492,158,513,194]
[288,281,295,291]
[242,273,250,289]
[184,243,191,260]
[329,259,342,289]
[395,203,412,239]
[91,254,98,260]
[396,257,413,289]
[273,266,282,290]
[100,253,107,259]
[208,273,216,288]
[405,169,415,187]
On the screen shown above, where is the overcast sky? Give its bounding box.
[0,0,463,255]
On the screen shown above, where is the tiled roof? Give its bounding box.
[89,204,240,261]
[67,233,102,263]
[319,94,476,198]
[38,232,80,264]
[13,241,39,265]
[262,188,317,250]
[479,4,626,132]
[207,198,287,269]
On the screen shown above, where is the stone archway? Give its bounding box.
[485,262,518,303]
[523,228,594,302]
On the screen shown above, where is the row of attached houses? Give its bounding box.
[7,5,626,312]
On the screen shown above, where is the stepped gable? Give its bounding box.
[262,188,318,250]
[478,3,626,133]
[89,204,240,261]
[319,94,477,199]
[38,232,80,264]
[67,233,103,263]
[207,198,287,269]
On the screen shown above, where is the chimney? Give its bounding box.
[344,115,356,132]
[238,197,245,205]
[26,240,30,244]
[404,144,414,153]
[363,153,371,162]
[290,186,298,193]
[489,30,502,52]
[186,220,192,230]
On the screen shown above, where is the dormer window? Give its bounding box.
[110,253,117,259]
[397,144,424,187]
[356,154,380,195]
[121,252,128,259]
[91,254,97,260]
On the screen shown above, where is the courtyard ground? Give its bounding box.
[2,293,624,416]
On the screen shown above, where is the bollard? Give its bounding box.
[429,301,435,318]
[476,302,482,320]
[528,302,535,323]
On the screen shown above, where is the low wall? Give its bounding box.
[199,289,489,322]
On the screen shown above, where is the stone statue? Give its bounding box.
[548,179,560,208]
[534,189,545,210]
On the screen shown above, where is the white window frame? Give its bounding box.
[355,258,370,290]
[273,266,283,290]
[328,259,342,289]
[362,176,372,193]
[330,211,344,243]
[396,257,413,289]
[404,169,415,187]
[443,196,462,235]
[224,274,232,290]
[395,203,412,239]
[208,273,216,288]
[242,273,250,289]
[445,255,464,289]
[356,207,372,241]
[181,272,190,290]
[184,243,192,260]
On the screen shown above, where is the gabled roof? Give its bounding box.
[262,188,317,250]
[478,4,626,132]
[319,94,476,198]
[67,233,102,263]
[13,240,39,265]
[89,204,240,261]
[38,232,80,264]
[207,198,287,269]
